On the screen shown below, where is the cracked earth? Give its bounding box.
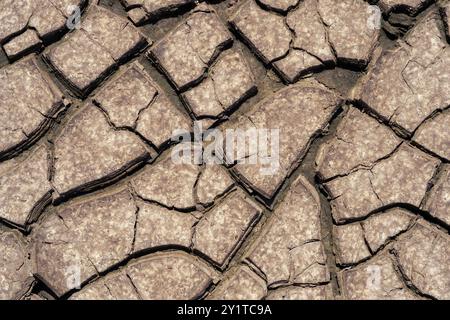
[0,0,449,300]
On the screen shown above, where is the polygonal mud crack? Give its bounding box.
[69,251,219,300]
[220,79,342,201]
[52,104,151,201]
[0,146,52,229]
[0,0,88,56]
[324,143,439,223]
[393,221,450,300]
[44,4,149,97]
[207,265,267,300]
[246,176,329,287]
[424,165,450,226]
[0,0,448,301]
[0,56,66,161]
[94,61,192,148]
[413,109,450,161]
[182,49,257,119]
[33,189,137,296]
[148,4,232,92]
[352,10,450,134]
[231,0,379,82]
[339,253,420,300]
[0,229,34,300]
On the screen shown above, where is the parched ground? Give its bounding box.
[0,0,449,300]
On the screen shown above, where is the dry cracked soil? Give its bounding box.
[0,0,449,301]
